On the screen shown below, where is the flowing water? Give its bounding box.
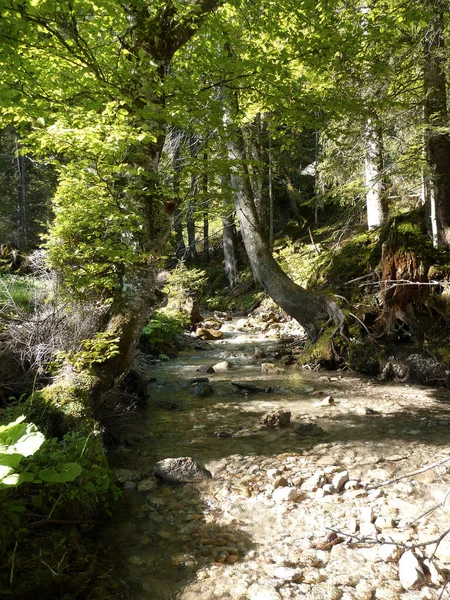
[98,321,450,600]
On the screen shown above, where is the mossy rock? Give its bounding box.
[346,339,382,375]
[299,326,341,369]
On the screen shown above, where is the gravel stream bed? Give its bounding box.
[99,316,450,600]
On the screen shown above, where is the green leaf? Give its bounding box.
[0,453,23,469]
[39,462,82,483]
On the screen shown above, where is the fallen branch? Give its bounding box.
[327,526,450,552]
[27,518,99,529]
[366,456,450,490]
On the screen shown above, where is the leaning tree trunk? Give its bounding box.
[229,127,340,339]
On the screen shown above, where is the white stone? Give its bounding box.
[433,539,450,562]
[315,395,336,406]
[272,566,302,581]
[374,516,395,530]
[272,486,300,503]
[267,468,281,479]
[379,541,402,562]
[213,360,232,371]
[360,506,374,523]
[359,522,377,537]
[398,550,426,590]
[423,558,444,585]
[332,470,349,492]
[301,471,326,491]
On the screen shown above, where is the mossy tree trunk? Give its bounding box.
[30,0,220,431]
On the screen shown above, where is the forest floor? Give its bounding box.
[97,313,450,600]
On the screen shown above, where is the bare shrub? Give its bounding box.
[0,255,108,393]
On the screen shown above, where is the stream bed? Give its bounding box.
[98,317,450,600]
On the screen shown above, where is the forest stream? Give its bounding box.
[98,316,450,600]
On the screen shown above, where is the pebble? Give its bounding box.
[272,566,302,581]
[332,471,349,492]
[272,486,300,503]
[314,396,336,407]
[247,583,281,600]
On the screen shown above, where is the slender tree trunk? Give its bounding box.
[13,132,27,249]
[222,212,239,289]
[172,133,187,260]
[364,118,386,230]
[423,0,450,247]
[202,152,209,262]
[230,127,339,339]
[186,135,199,259]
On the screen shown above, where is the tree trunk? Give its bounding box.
[424,0,450,247]
[187,135,199,259]
[230,127,338,339]
[364,118,386,230]
[172,132,187,260]
[13,132,27,250]
[32,0,219,430]
[203,152,210,262]
[222,211,239,289]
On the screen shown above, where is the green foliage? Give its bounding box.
[0,275,41,315]
[141,310,186,357]
[0,416,45,490]
[163,261,207,298]
[0,414,119,546]
[142,311,184,345]
[21,431,119,520]
[38,104,155,301]
[53,331,120,373]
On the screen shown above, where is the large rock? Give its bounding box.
[213,360,232,371]
[260,409,291,427]
[152,457,212,484]
[195,327,223,340]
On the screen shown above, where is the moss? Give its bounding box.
[346,339,382,375]
[26,371,99,438]
[299,326,338,368]
[311,230,381,292]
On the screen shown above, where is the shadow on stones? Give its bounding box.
[97,479,254,600]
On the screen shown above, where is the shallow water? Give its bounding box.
[97,323,450,600]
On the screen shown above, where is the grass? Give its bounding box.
[0,275,42,314]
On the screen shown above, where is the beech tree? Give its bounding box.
[0,0,219,424]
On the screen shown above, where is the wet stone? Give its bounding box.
[153,457,212,484]
[260,409,291,427]
[196,364,215,374]
[192,382,214,397]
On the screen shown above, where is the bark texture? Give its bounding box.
[424,0,450,247]
[229,127,339,339]
[364,118,386,230]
